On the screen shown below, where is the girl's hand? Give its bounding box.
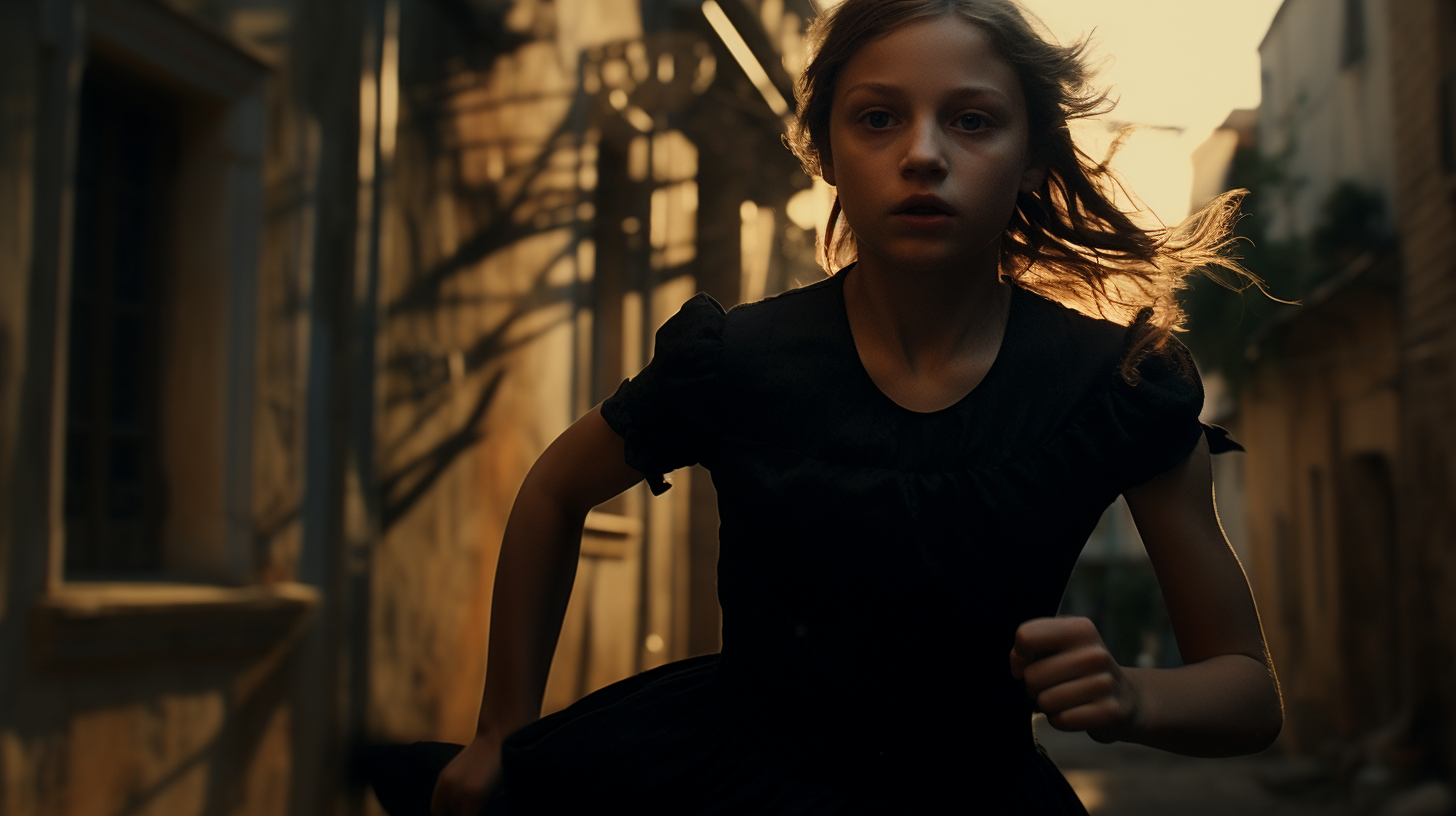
[1009,616,1140,744]
[430,732,504,816]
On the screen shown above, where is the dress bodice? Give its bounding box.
[505,271,1232,814]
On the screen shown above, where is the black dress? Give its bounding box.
[496,269,1238,814]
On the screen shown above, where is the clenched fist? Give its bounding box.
[431,732,504,816]
[1009,616,1141,744]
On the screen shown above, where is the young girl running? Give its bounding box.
[426,0,1283,812]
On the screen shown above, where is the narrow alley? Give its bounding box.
[1038,716,1453,816]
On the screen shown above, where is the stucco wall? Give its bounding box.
[1386,0,1456,778]
[1,0,817,812]
[1258,0,1397,242]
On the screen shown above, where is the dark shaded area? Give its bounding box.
[1061,559,1180,671]
[352,741,480,816]
[62,53,182,575]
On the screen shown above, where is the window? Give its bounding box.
[1340,0,1366,68]
[1439,1,1456,175]
[57,0,267,583]
[63,52,180,575]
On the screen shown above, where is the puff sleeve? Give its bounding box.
[1107,329,1244,492]
[600,293,726,495]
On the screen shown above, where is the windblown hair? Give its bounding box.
[786,0,1253,381]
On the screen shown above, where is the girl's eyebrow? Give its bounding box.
[841,81,1011,106]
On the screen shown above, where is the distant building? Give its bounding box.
[0,0,819,812]
[1189,0,1456,784]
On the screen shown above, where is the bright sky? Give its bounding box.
[1019,0,1284,222]
[792,1,1284,234]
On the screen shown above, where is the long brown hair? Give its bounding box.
[786,0,1253,381]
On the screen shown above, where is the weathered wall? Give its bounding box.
[1231,0,1451,758]
[1258,0,1398,242]
[367,0,604,744]
[1,0,365,811]
[1386,0,1456,778]
[1240,282,1401,749]
[0,0,40,627]
[1,0,818,813]
[1227,0,1456,782]
[365,0,819,743]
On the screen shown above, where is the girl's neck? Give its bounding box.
[843,247,1011,372]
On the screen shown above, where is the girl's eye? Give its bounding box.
[956,113,989,131]
[863,111,894,129]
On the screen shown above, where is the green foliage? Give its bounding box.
[1312,181,1386,271]
[1180,146,1387,394]
[1180,147,1295,394]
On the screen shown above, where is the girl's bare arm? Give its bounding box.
[433,405,642,815]
[473,403,643,734]
[1011,436,1283,757]
[1118,434,1283,754]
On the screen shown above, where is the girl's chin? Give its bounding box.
[859,242,999,275]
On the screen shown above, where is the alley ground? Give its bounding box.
[1035,716,1353,815]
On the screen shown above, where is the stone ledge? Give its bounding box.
[33,582,319,669]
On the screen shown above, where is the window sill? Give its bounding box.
[34,582,319,668]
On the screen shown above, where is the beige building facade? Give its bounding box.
[1193,0,1456,786]
[0,0,820,812]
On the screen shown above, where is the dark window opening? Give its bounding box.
[63,51,181,576]
[1442,74,1456,174]
[1308,467,1327,611]
[1341,0,1366,68]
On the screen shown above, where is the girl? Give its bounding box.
[427,0,1283,812]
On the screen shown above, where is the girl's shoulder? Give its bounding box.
[1009,287,1204,391]
[997,288,1210,447]
[716,274,845,356]
[724,274,838,320]
[709,277,1166,397]
[1009,290,1228,485]
[640,276,845,398]
[1016,287,1124,345]
[1001,287,1136,395]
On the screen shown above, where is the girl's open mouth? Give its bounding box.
[893,194,957,218]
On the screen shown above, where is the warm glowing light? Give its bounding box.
[623,105,655,134]
[740,200,774,303]
[1022,0,1281,223]
[379,0,400,160]
[786,180,830,232]
[1062,770,1106,812]
[702,0,792,120]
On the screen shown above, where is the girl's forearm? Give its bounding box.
[1120,654,1283,757]
[474,477,587,738]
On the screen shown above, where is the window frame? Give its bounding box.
[28,0,320,668]
[48,0,268,588]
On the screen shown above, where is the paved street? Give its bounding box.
[1035,716,1351,816]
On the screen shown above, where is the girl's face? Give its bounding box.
[824,16,1043,276]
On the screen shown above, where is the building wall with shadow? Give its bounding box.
[1185,0,1456,786]
[0,0,822,813]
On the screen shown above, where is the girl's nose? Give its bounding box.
[900,119,948,179]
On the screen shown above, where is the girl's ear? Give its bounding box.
[822,159,837,187]
[1019,162,1045,194]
